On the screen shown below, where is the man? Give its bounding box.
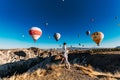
[61,42,70,69]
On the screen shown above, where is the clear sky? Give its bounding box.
[0,0,120,49]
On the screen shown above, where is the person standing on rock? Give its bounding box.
[62,42,70,69]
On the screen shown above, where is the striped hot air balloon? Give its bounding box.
[29,27,42,42]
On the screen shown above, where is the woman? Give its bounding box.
[62,42,70,69]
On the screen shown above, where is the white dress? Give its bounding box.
[62,45,69,64]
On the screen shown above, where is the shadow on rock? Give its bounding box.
[14,51,26,57]
[0,57,44,78]
[68,52,120,73]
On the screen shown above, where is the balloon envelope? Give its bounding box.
[91,18,94,22]
[78,34,80,37]
[115,16,118,19]
[86,30,90,36]
[54,33,61,41]
[59,45,61,47]
[48,36,51,39]
[91,32,104,46]
[29,27,42,42]
[45,23,48,26]
[118,24,120,26]
[82,45,84,47]
[22,35,25,38]
[79,43,81,46]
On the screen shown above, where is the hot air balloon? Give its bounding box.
[45,22,48,26]
[79,43,81,46]
[59,45,61,47]
[22,35,25,38]
[48,36,51,39]
[91,32,104,46]
[29,27,42,42]
[54,33,61,41]
[86,30,90,36]
[91,18,94,22]
[115,16,118,19]
[82,45,84,47]
[78,34,80,37]
[118,23,120,26]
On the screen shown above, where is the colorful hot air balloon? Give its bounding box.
[115,16,118,19]
[59,45,61,47]
[86,30,90,36]
[48,36,51,39]
[78,34,80,37]
[91,32,104,46]
[79,43,81,46]
[91,18,94,22]
[22,35,25,38]
[45,22,48,26]
[118,23,120,26]
[54,33,61,41]
[82,45,84,47]
[29,27,42,42]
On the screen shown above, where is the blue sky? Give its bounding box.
[0,0,120,49]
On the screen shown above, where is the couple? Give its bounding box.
[61,42,70,69]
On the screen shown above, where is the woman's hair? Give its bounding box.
[63,42,66,45]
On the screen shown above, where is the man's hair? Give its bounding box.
[63,42,66,45]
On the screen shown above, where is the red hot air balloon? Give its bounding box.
[29,27,42,42]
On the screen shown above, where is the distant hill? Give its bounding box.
[116,46,120,48]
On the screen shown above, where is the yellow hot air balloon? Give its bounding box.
[91,32,104,46]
